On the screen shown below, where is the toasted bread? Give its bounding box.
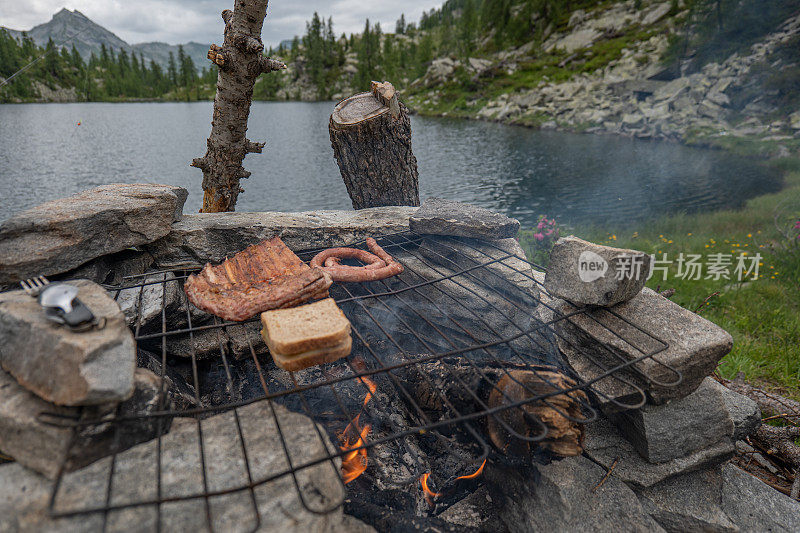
[260,298,350,355]
[269,335,352,372]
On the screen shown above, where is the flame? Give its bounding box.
[420,472,441,504]
[419,459,488,504]
[339,374,378,484]
[455,459,487,481]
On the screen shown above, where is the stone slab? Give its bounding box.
[147,207,418,268]
[545,236,651,307]
[555,287,733,404]
[584,418,734,488]
[635,463,800,533]
[486,456,666,532]
[613,377,734,463]
[409,198,520,240]
[43,400,364,532]
[0,366,170,479]
[0,184,187,284]
[0,280,136,406]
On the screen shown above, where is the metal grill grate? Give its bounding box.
[40,231,679,530]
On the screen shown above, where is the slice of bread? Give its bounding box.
[269,335,352,372]
[260,298,351,355]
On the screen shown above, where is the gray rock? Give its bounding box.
[635,464,800,533]
[641,2,671,26]
[584,418,734,488]
[0,280,136,406]
[545,236,651,307]
[710,379,761,440]
[147,207,417,269]
[0,462,103,532]
[0,184,187,284]
[635,466,739,532]
[721,464,800,531]
[409,198,520,240]
[653,77,691,102]
[486,456,666,532]
[0,366,170,480]
[45,400,360,532]
[555,288,733,403]
[115,272,183,331]
[613,378,734,463]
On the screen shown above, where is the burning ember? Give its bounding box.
[419,459,488,504]
[339,374,378,484]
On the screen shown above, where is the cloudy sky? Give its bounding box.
[0,1,443,47]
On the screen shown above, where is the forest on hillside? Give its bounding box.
[0,30,215,101]
[1,0,798,103]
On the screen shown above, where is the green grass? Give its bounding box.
[521,156,800,400]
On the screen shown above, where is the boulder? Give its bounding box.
[0,366,170,479]
[115,272,183,331]
[0,280,136,406]
[635,464,800,533]
[641,3,672,26]
[584,418,735,488]
[0,184,187,284]
[653,77,690,103]
[550,28,603,53]
[147,207,417,269]
[544,236,650,307]
[710,380,761,440]
[790,110,800,130]
[612,378,734,463]
[486,456,666,532]
[43,400,361,532]
[555,288,733,403]
[409,198,520,240]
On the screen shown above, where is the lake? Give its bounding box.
[0,101,782,228]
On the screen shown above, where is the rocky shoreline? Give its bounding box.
[407,2,800,153]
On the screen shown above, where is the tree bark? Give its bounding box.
[329,81,420,210]
[191,1,286,212]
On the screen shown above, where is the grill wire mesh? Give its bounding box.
[38,231,679,531]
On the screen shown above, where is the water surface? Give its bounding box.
[0,101,782,227]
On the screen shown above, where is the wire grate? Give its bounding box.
[38,231,679,531]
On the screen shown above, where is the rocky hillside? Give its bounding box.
[265,0,800,146]
[407,1,800,143]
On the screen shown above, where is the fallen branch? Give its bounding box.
[720,374,800,423]
[592,457,619,493]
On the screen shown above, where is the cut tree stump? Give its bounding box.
[191,0,286,212]
[329,81,420,210]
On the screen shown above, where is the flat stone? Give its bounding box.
[613,378,734,463]
[409,198,520,240]
[486,456,666,532]
[0,184,187,284]
[0,280,136,406]
[710,379,761,440]
[634,466,739,532]
[44,400,362,532]
[584,418,734,488]
[720,464,800,531]
[147,207,417,269]
[554,288,733,404]
[545,236,651,307]
[0,366,170,479]
[635,464,800,533]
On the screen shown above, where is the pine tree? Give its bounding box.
[396,14,406,35]
[167,51,178,87]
